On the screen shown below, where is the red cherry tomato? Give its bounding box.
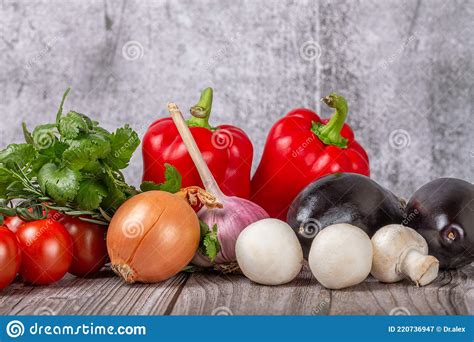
[58,216,108,277]
[46,210,62,221]
[4,209,61,233]
[3,216,24,233]
[0,226,21,289]
[16,219,73,285]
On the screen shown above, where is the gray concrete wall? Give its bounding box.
[0,0,472,198]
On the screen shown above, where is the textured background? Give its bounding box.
[0,0,472,198]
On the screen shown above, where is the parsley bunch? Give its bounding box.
[0,89,179,225]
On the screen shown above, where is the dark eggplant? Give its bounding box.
[287,172,405,258]
[406,178,474,269]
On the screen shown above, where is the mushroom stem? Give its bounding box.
[400,249,439,286]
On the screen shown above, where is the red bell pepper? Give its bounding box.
[251,93,370,220]
[142,88,253,199]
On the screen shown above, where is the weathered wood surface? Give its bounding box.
[1,264,472,316]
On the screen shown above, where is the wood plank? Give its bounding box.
[0,267,189,315]
[329,265,473,315]
[171,265,331,315]
[171,264,473,316]
[0,264,472,315]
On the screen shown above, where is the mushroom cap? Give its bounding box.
[371,224,428,283]
[236,218,303,285]
[308,223,372,289]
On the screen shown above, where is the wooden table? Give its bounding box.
[1,264,472,316]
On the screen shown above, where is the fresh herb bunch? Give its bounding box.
[0,89,181,225]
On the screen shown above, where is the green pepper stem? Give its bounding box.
[187,88,214,130]
[311,93,349,148]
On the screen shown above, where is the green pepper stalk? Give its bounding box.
[312,93,349,148]
[188,87,214,130]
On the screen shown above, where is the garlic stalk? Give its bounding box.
[168,103,269,265]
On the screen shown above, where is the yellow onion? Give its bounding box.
[107,190,217,283]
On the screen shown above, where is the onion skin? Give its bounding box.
[107,191,200,283]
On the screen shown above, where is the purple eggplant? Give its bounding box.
[287,173,405,258]
[406,178,474,269]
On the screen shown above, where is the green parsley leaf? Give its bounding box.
[32,124,58,150]
[91,123,112,138]
[160,164,182,193]
[63,143,91,170]
[38,140,68,160]
[139,181,160,192]
[75,180,108,210]
[199,220,210,239]
[63,134,111,170]
[88,133,111,159]
[82,160,102,173]
[30,154,53,173]
[0,144,37,168]
[202,224,220,262]
[100,168,127,211]
[0,165,13,198]
[105,125,140,169]
[58,111,91,139]
[140,164,182,193]
[37,163,81,204]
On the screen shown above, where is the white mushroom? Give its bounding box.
[308,223,373,289]
[371,224,439,286]
[236,218,303,285]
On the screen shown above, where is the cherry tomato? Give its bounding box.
[0,226,21,289]
[46,210,62,221]
[3,216,24,233]
[16,219,73,285]
[58,216,108,277]
[4,209,61,233]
